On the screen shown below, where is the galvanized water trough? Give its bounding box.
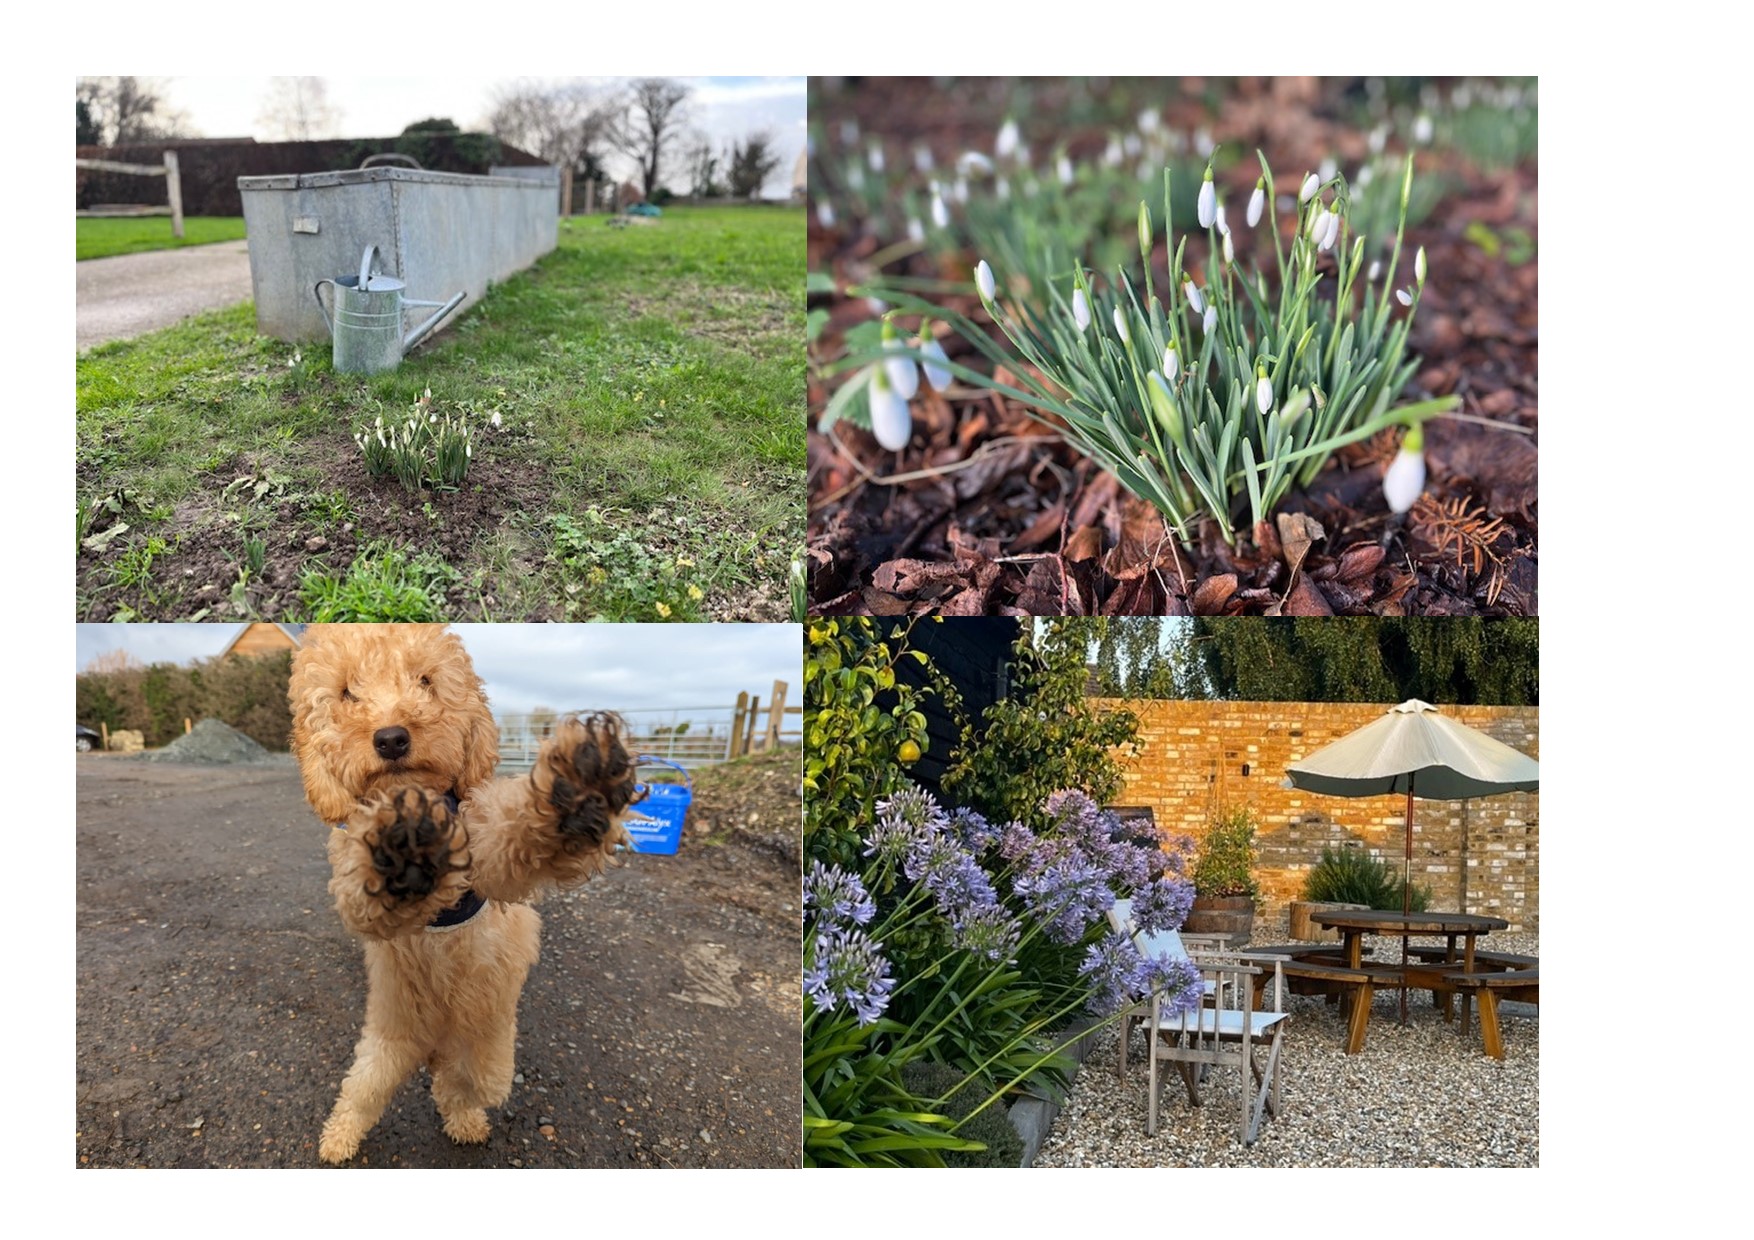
[238,163,559,344]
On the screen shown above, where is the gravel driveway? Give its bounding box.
[75,754,801,1168]
[77,240,253,351]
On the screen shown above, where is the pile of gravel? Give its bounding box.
[1032,931,1540,1168]
[144,718,274,765]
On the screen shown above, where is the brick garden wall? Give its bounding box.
[1101,700,1539,932]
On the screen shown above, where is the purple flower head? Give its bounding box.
[1079,931,1149,1017]
[805,927,895,1026]
[997,820,1038,862]
[905,831,999,921]
[865,785,942,865]
[950,806,1001,853]
[1138,953,1205,1021]
[1158,833,1198,878]
[1015,849,1114,944]
[950,903,1021,961]
[1130,875,1196,935]
[804,860,876,929]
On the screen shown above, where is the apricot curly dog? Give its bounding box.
[289,624,635,1164]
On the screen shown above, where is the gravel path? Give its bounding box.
[77,240,253,351]
[1034,932,1539,1168]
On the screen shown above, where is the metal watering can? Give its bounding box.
[314,245,466,375]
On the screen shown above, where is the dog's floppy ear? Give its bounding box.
[289,629,358,824]
[457,698,502,798]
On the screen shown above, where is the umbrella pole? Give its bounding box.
[1401,776,1414,1025]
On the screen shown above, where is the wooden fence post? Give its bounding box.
[730,692,749,759]
[765,680,788,751]
[163,150,183,239]
[741,697,760,757]
[100,722,110,751]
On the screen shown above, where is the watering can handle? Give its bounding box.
[313,279,336,334]
[358,244,380,288]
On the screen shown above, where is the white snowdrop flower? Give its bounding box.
[1382,426,1426,513]
[465,442,472,459]
[1318,210,1341,251]
[1197,169,1217,228]
[913,146,934,173]
[1057,155,1074,186]
[1356,165,1374,188]
[1112,306,1130,344]
[931,193,950,230]
[1195,128,1214,156]
[1368,259,1382,282]
[1369,124,1388,155]
[815,201,836,229]
[907,216,925,244]
[920,337,952,393]
[1415,245,1428,285]
[865,297,888,315]
[491,410,502,428]
[1183,276,1204,314]
[1319,157,1337,182]
[1255,364,1274,414]
[1395,287,1414,307]
[1163,345,1179,377]
[1015,142,1031,165]
[1123,133,1142,158]
[1222,231,1235,264]
[996,119,1020,158]
[953,177,968,204]
[1300,172,1321,203]
[957,150,994,175]
[1103,138,1123,167]
[1413,113,1434,144]
[867,144,885,173]
[975,260,997,301]
[1072,287,1092,331]
[1138,108,1161,134]
[1305,201,1326,240]
[867,369,912,451]
[881,322,920,401]
[1216,202,1230,237]
[1201,305,1218,334]
[1247,180,1266,227]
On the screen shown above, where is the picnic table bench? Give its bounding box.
[1443,968,1539,1060]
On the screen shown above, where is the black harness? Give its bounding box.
[335,790,486,931]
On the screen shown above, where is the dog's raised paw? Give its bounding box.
[356,788,470,906]
[537,713,638,849]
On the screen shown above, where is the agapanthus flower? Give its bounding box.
[905,831,999,922]
[997,819,1037,862]
[1072,287,1092,332]
[805,927,894,1025]
[951,903,1020,962]
[1130,875,1197,935]
[949,806,1000,852]
[866,367,911,451]
[1197,168,1217,229]
[1383,425,1426,514]
[804,860,876,928]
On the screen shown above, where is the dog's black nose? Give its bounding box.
[373,726,411,761]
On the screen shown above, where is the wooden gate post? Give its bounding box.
[163,150,183,239]
[764,680,788,751]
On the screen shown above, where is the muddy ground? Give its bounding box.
[75,749,802,1168]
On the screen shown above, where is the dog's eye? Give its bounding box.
[341,687,356,702]
[419,675,432,689]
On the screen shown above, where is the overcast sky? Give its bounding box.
[143,75,804,197]
[75,623,801,720]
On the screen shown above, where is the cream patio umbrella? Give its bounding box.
[1283,699,1539,1020]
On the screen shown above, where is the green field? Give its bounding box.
[77,216,249,261]
[76,206,805,622]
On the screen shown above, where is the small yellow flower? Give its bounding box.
[687,585,703,601]
[675,555,696,568]
[655,602,672,618]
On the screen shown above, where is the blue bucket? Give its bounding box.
[625,756,692,855]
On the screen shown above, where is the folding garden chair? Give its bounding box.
[1107,899,1229,1086]
[1145,952,1289,1146]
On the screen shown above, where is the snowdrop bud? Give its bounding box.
[1305,201,1326,240]
[1369,124,1388,155]
[1413,114,1434,144]
[1072,287,1092,331]
[865,297,888,315]
[1201,305,1217,334]
[847,164,865,191]
[1223,232,1235,264]
[880,321,919,401]
[907,216,925,244]
[1255,363,1273,414]
[1355,165,1374,188]
[815,201,836,229]
[1058,155,1074,186]
[1318,157,1337,182]
[1104,138,1123,167]
[1300,172,1321,203]
[920,336,952,393]
[1216,202,1230,237]
[1280,388,1311,422]
[1195,127,1214,157]
[867,369,912,451]
[1319,210,1340,251]
[1146,370,1184,445]
[1248,179,1266,227]
[1113,306,1130,344]
[914,146,934,173]
[1138,108,1161,134]
[1382,426,1426,513]
[867,144,885,173]
[975,260,997,302]
[1183,276,1204,315]
[953,177,968,204]
[996,119,1020,158]
[1368,259,1382,282]
[1415,245,1428,285]
[1163,345,1179,377]
[1138,201,1152,257]
[491,410,502,428]
[1197,168,1217,229]
[931,193,950,230]
[957,150,994,175]
[1395,287,1414,307]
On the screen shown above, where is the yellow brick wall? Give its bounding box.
[1099,699,1540,933]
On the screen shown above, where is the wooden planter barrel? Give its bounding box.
[1287,900,1371,941]
[1183,895,1255,943]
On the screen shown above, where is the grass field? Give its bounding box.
[76,206,804,622]
[77,216,249,261]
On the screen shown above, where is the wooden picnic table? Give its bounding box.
[1311,909,1509,972]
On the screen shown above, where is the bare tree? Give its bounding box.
[256,77,342,141]
[486,78,617,211]
[85,649,143,674]
[727,130,783,200]
[682,130,721,198]
[613,78,692,200]
[76,77,189,146]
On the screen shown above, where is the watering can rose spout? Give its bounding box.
[312,245,467,375]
